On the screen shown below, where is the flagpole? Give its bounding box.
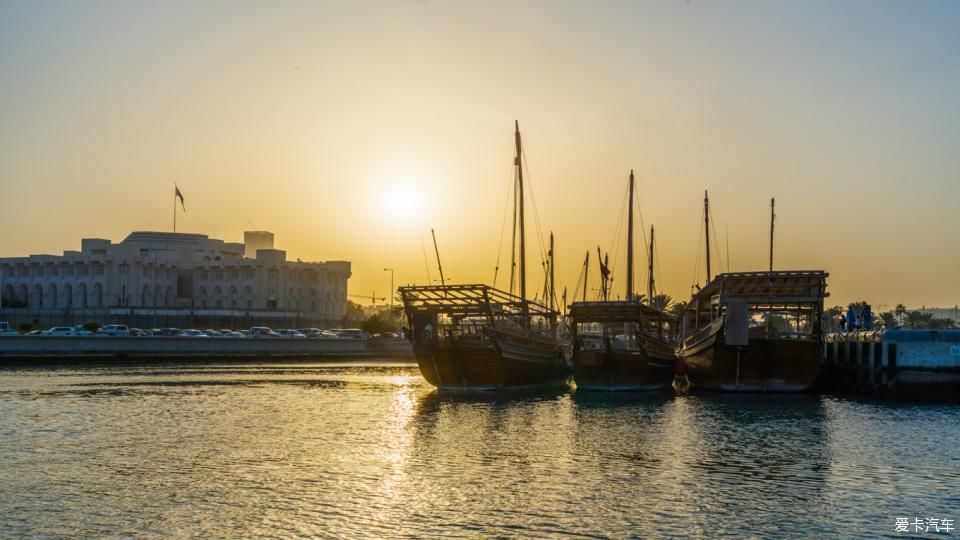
[173,185,177,233]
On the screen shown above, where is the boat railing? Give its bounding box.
[439,323,490,345]
[685,317,724,345]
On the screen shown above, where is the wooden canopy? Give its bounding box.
[398,284,557,318]
[690,270,829,309]
[569,300,675,323]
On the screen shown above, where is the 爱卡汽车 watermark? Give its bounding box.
[895,517,954,534]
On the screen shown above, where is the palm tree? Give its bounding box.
[878,311,897,330]
[895,304,906,326]
[650,294,672,312]
[667,301,687,318]
[824,305,844,332]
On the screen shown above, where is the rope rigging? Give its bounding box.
[492,160,517,290]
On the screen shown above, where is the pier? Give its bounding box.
[823,329,960,399]
[0,335,368,362]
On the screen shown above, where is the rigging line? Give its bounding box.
[492,162,515,287]
[709,205,725,273]
[725,222,731,273]
[510,161,518,295]
[607,180,630,288]
[420,235,433,284]
[634,181,649,298]
[520,149,550,269]
[654,234,664,300]
[690,206,704,292]
[572,257,586,304]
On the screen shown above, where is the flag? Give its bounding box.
[598,247,610,277]
[175,186,185,211]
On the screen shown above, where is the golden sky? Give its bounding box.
[1,1,958,309]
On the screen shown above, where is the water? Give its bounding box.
[1,361,957,538]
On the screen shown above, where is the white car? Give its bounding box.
[97,324,130,336]
[72,326,94,336]
[248,327,279,337]
[181,329,208,337]
[277,329,307,339]
[42,326,77,336]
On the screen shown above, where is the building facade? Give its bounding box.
[0,231,350,329]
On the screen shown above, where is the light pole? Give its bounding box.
[383,268,394,310]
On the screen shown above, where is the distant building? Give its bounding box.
[0,231,350,328]
[243,230,275,258]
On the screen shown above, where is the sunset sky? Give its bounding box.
[1,0,958,310]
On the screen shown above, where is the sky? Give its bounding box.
[1,0,958,310]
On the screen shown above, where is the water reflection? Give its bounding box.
[0,363,956,538]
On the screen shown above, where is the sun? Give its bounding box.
[382,182,425,220]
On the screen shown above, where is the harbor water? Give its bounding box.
[1,361,957,538]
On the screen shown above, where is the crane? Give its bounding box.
[349,290,386,306]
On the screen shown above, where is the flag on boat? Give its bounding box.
[599,253,610,278]
[175,186,185,211]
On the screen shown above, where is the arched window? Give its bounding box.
[48,284,57,309]
[142,284,151,306]
[94,283,103,307]
[33,284,43,309]
[63,283,73,308]
[2,284,14,305]
[78,283,88,308]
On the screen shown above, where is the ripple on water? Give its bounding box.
[0,363,957,538]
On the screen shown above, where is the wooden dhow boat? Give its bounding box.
[570,171,679,391]
[678,193,829,392]
[399,122,570,390]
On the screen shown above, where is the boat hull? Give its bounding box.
[412,331,569,391]
[573,348,673,391]
[681,328,823,392]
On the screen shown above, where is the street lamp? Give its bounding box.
[383,268,394,310]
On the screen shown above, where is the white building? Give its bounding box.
[0,231,350,328]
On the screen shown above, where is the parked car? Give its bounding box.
[298,328,324,338]
[221,330,245,338]
[159,328,182,336]
[97,324,130,336]
[277,329,307,339]
[203,329,223,337]
[42,326,77,336]
[128,328,146,337]
[0,328,19,336]
[72,326,94,336]
[147,328,165,336]
[331,328,369,339]
[248,327,279,337]
[26,329,43,335]
[180,329,208,337]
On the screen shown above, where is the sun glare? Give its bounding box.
[382,182,424,220]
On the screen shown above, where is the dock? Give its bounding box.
[0,335,368,362]
[823,329,960,399]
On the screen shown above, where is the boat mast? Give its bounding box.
[769,197,775,272]
[626,170,635,301]
[582,251,589,302]
[509,174,517,295]
[515,120,528,326]
[648,225,655,302]
[431,228,445,286]
[549,231,555,312]
[704,190,711,283]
